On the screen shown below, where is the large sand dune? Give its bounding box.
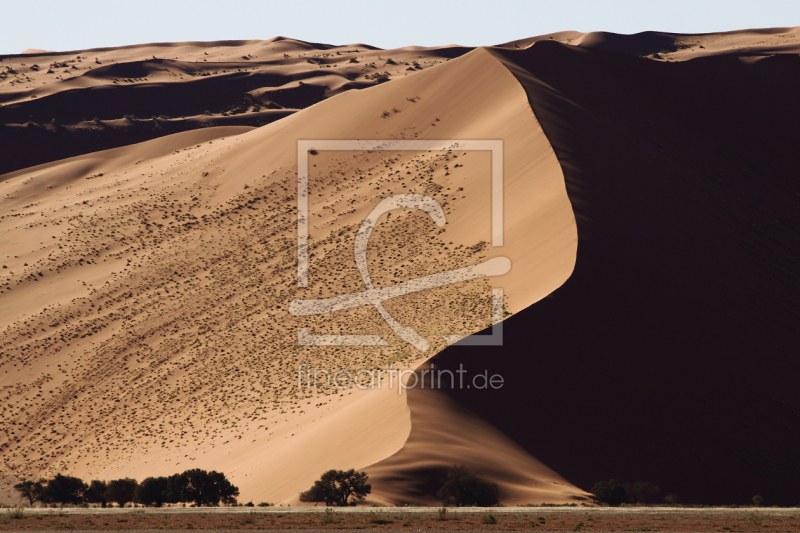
[2,27,799,505]
[1,44,578,504]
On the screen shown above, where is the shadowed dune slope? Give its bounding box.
[396,41,800,505]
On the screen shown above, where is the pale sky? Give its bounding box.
[2,0,799,55]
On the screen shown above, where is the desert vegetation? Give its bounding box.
[299,469,371,506]
[437,465,499,507]
[13,469,238,507]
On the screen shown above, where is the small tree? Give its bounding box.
[41,474,87,505]
[84,480,108,508]
[106,478,138,508]
[590,479,628,506]
[437,465,499,507]
[135,477,170,507]
[13,480,44,505]
[299,469,371,506]
[299,471,336,506]
[752,495,764,507]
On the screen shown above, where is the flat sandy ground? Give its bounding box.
[1,506,799,531]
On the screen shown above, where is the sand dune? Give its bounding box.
[1,44,577,504]
[502,26,800,60]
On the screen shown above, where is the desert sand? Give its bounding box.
[1,27,799,506]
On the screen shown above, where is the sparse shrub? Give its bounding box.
[746,511,764,526]
[663,493,680,505]
[437,507,449,521]
[7,506,25,519]
[368,511,393,524]
[483,514,498,524]
[321,507,338,523]
[241,509,256,523]
[257,502,272,507]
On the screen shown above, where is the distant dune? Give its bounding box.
[1,27,799,505]
[0,38,469,174]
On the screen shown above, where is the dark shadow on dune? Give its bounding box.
[419,42,800,505]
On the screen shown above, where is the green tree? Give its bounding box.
[437,465,499,507]
[299,471,337,506]
[165,473,186,504]
[84,480,108,508]
[106,478,138,508]
[13,480,44,505]
[299,469,372,506]
[41,474,87,505]
[135,477,170,507]
[590,479,628,506]
[179,469,239,506]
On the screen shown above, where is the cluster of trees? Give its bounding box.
[14,469,239,507]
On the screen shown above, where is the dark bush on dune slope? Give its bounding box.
[437,465,499,507]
